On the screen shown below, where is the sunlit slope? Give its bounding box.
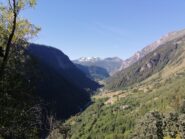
[106,34,185,90]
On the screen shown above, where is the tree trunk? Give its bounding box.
[0,0,17,79]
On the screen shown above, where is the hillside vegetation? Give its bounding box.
[0,46,48,138]
[61,68,185,139]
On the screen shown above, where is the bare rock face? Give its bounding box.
[139,53,161,72]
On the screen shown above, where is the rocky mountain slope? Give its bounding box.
[121,29,185,70]
[106,29,185,90]
[73,57,123,75]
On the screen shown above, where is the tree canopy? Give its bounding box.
[0,0,40,77]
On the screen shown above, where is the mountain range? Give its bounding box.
[73,57,123,76]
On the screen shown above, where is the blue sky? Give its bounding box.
[22,0,185,60]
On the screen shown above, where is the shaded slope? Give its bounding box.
[27,44,101,119]
[28,44,101,92]
[33,61,91,119]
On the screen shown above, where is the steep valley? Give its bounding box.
[48,29,185,139]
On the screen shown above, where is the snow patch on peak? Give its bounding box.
[78,57,101,62]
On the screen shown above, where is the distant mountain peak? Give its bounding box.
[74,57,123,75]
[78,57,101,62]
[104,57,123,62]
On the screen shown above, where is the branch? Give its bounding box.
[8,0,13,10]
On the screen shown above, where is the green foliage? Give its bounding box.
[0,46,44,138]
[133,112,185,139]
[0,1,46,138]
[0,0,40,80]
[0,0,40,48]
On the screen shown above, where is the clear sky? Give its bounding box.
[21,0,185,60]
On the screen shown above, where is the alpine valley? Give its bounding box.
[1,0,185,139]
[48,29,185,139]
[1,24,185,139]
